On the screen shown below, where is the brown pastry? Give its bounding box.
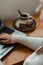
[19,23,27,29]
[26,20,33,27]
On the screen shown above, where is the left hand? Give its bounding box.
[0,33,12,44]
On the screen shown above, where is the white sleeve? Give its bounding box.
[11,33,43,50]
[23,46,43,65]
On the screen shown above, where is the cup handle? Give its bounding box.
[28,16,33,20]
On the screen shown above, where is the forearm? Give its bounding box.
[11,33,43,50]
[11,33,26,44]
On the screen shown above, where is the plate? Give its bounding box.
[13,18,36,32]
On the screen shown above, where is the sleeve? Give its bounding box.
[23,46,43,65]
[11,33,43,50]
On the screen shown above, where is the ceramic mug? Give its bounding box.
[19,12,33,20]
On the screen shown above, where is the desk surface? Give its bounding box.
[2,15,43,65]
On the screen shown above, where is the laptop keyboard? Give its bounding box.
[0,26,14,34]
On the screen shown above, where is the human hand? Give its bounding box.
[0,33,12,44]
[36,46,43,55]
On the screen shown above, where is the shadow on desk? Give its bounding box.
[13,61,23,65]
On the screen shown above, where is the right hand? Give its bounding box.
[0,33,12,44]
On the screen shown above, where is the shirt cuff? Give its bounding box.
[11,33,26,44]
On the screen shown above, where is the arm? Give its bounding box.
[11,33,43,50]
[23,46,43,65]
[0,33,43,50]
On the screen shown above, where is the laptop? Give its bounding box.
[0,26,25,59]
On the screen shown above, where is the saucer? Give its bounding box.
[13,17,36,32]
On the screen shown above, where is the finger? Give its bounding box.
[36,47,43,55]
[0,37,6,40]
[0,35,6,39]
[0,33,7,34]
[0,33,7,36]
[1,40,8,43]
